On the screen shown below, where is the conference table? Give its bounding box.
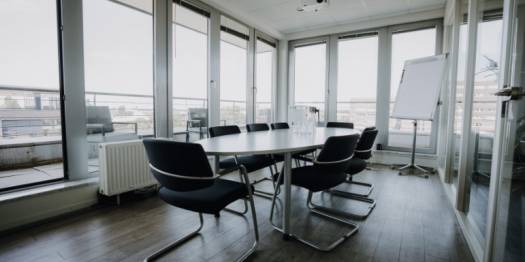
[196,127,359,239]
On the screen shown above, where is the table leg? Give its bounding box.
[214,155,220,174]
[282,152,292,239]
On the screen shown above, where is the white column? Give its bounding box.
[153,0,173,137]
[60,0,88,180]
[276,40,289,122]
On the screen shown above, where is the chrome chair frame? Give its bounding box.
[268,157,359,251]
[144,165,259,262]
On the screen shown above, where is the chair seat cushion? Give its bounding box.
[158,179,248,214]
[273,166,347,192]
[219,155,275,173]
[346,158,367,175]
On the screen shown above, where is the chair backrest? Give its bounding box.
[208,125,241,137]
[188,108,208,127]
[86,106,114,133]
[143,139,215,191]
[354,128,378,160]
[246,123,269,132]
[315,134,360,172]
[326,122,354,129]
[270,122,289,130]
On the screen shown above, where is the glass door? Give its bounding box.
[487,0,525,260]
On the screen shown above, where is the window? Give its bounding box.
[293,42,327,122]
[83,0,153,170]
[388,27,437,148]
[172,2,209,137]
[0,0,64,190]
[220,16,249,126]
[255,37,276,123]
[337,33,378,129]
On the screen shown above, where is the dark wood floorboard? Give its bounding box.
[0,165,474,262]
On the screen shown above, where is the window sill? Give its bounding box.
[0,177,99,204]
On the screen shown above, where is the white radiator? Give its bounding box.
[98,140,157,196]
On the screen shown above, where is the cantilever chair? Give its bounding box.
[142,139,258,262]
[328,125,379,219]
[270,122,317,166]
[269,134,361,251]
[209,125,277,199]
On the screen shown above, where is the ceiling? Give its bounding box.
[205,0,446,35]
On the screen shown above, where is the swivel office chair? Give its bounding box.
[142,139,259,261]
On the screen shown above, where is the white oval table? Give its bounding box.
[196,127,359,238]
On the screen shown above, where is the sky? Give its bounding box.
[0,0,503,108]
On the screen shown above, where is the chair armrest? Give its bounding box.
[149,164,219,180]
[112,122,138,134]
[313,155,353,165]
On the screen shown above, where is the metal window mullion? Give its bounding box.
[327,35,338,122]
[209,10,220,127]
[247,28,256,124]
[376,28,391,146]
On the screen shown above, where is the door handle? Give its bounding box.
[494,86,524,100]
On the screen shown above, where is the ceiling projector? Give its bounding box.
[297,0,328,12]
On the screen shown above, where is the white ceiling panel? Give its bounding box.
[205,0,446,34]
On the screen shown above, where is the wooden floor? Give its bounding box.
[0,165,473,262]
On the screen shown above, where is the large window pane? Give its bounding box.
[389,28,436,148]
[293,43,327,122]
[0,0,64,190]
[255,38,276,123]
[172,3,209,139]
[337,34,378,129]
[220,16,248,126]
[83,0,153,170]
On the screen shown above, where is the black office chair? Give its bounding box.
[270,122,317,166]
[326,121,354,129]
[246,123,270,132]
[269,134,360,251]
[209,125,277,199]
[142,139,258,261]
[329,126,379,219]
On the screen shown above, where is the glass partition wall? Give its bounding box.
[0,0,65,191]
